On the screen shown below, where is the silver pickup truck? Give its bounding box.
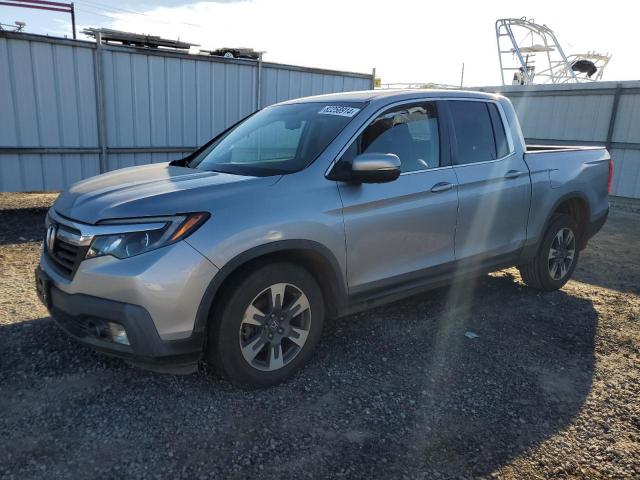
[35,89,611,387]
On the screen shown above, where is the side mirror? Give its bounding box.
[329,153,401,183]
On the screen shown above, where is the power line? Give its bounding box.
[78,0,174,18]
[73,0,206,28]
[74,5,122,21]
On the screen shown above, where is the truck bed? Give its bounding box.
[522,144,610,250]
[525,144,605,153]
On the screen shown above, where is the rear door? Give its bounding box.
[336,100,459,296]
[446,100,530,262]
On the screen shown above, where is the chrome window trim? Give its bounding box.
[48,209,168,247]
[324,95,515,177]
[451,151,517,168]
[399,165,454,176]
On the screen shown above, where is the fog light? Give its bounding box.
[106,322,130,346]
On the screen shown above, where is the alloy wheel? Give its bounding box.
[548,227,576,280]
[238,283,312,371]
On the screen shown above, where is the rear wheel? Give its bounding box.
[207,262,324,387]
[518,214,579,291]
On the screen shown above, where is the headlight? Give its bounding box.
[86,213,209,260]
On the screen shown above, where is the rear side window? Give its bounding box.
[487,103,510,158]
[449,101,497,165]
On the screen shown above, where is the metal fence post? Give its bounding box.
[256,52,263,110]
[605,83,622,150]
[93,31,108,173]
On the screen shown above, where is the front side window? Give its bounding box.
[189,102,365,176]
[449,100,499,165]
[341,102,440,173]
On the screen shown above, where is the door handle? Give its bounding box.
[504,170,525,179]
[430,182,454,193]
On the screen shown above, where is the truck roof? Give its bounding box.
[280,89,502,105]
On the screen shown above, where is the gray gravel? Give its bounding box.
[1,193,639,479]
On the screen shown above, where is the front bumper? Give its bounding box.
[40,236,219,338]
[36,265,205,373]
[37,220,220,373]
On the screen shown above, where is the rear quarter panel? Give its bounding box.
[523,147,610,248]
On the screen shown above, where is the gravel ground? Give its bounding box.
[1,193,638,479]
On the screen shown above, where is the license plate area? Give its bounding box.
[35,267,52,308]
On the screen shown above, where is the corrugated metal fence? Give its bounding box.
[0,31,373,192]
[478,81,640,199]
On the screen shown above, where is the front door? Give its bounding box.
[335,101,459,296]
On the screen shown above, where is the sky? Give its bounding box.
[1,0,636,86]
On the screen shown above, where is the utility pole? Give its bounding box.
[70,2,75,39]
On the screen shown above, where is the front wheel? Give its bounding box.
[207,262,324,387]
[518,213,580,291]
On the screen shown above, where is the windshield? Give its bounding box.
[188,101,365,176]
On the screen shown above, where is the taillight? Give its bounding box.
[608,158,614,194]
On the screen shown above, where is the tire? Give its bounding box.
[207,262,324,387]
[518,213,580,291]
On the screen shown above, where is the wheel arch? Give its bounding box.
[193,240,348,337]
[546,193,591,250]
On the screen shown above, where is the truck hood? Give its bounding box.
[53,162,279,224]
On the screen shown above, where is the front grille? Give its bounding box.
[46,225,86,280]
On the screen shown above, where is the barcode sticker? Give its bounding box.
[318,106,361,117]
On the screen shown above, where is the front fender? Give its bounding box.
[190,239,348,335]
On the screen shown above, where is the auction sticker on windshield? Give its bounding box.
[318,106,361,117]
